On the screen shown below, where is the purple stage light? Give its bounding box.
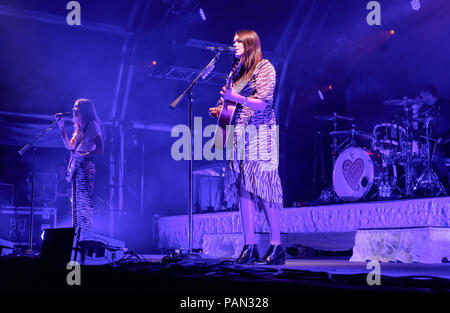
[199,8,206,21]
[411,0,421,11]
[318,90,324,100]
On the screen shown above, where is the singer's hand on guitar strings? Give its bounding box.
[209,105,222,118]
[220,86,240,103]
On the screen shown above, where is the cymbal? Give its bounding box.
[419,135,438,142]
[314,113,355,121]
[384,98,422,106]
[329,130,372,140]
[411,117,437,123]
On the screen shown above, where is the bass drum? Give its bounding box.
[333,147,395,202]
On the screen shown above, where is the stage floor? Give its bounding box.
[143,254,450,280]
[249,258,450,279]
[1,253,448,309]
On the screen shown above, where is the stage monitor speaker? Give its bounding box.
[0,238,14,256]
[40,227,126,266]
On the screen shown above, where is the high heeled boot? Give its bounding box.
[236,244,260,264]
[260,244,285,265]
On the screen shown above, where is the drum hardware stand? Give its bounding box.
[413,117,442,196]
[373,121,403,200]
[334,137,350,154]
[312,132,328,199]
[350,124,356,146]
[424,118,433,195]
[332,113,338,167]
[323,113,342,204]
[316,139,340,204]
[430,137,448,196]
[314,112,356,204]
[402,99,414,197]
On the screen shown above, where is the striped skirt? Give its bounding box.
[71,156,96,230]
[224,123,283,211]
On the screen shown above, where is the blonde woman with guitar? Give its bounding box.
[209,30,284,265]
[55,98,103,230]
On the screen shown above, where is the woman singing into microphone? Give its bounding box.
[56,98,104,230]
[209,30,284,265]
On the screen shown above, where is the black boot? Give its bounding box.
[259,244,285,265]
[236,244,260,264]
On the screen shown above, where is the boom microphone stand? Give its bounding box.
[18,119,59,254]
[168,50,222,260]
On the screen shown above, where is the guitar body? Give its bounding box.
[66,152,76,182]
[213,101,236,149]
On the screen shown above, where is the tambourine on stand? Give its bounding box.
[313,98,447,204]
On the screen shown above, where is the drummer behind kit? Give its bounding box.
[314,96,447,204]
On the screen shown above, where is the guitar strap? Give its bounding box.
[233,59,267,95]
[231,65,248,95]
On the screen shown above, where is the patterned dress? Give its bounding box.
[72,155,95,230]
[224,59,283,211]
[70,120,101,230]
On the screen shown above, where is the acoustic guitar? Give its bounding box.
[66,132,84,182]
[212,63,241,149]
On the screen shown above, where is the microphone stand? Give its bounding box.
[169,50,222,260]
[18,120,59,254]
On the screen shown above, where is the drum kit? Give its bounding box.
[315,98,447,203]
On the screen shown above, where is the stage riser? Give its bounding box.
[157,197,450,254]
[0,238,14,256]
[203,232,355,259]
[351,227,450,264]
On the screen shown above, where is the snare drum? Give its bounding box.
[372,123,406,157]
[333,147,396,201]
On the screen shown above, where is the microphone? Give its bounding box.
[206,46,235,53]
[53,112,72,117]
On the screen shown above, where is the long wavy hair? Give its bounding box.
[233,29,263,82]
[70,98,99,147]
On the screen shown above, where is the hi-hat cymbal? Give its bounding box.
[329,130,372,140]
[384,98,422,106]
[314,113,355,121]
